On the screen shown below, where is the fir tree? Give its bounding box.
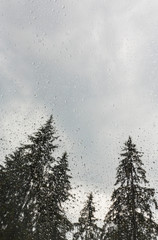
[102,136,158,240]
[0,147,34,240]
[73,193,101,240]
[34,152,72,240]
[0,115,72,240]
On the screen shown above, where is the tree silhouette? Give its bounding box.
[73,192,101,240]
[102,136,158,240]
[0,116,72,240]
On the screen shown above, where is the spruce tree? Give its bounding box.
[73,193,101,240]
[34,152,72,240]
[0,147,34,240]
[102,136,158,240]
[0,115,72,240]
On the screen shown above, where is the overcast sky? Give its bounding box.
[1,0,158,221]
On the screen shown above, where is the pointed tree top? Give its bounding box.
[125,136,134,147]
[88,192,93,201]
[48,114,53,123]
[128,135,132,143]
[123,136,137,152]
[43,114,54,128]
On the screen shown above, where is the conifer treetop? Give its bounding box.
[102,136,158,240]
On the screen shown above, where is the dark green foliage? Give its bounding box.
[0,148,34,240]
[73,193,101,240]
[1,118,158,240]
[0,116,72,240]
[102,136,158,240]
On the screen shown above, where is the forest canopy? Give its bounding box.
[0,116,158,240]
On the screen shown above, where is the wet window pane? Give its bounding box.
[0,1,158,240]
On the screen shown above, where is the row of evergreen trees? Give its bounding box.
[0,115,158,240]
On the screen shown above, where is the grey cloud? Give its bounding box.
[1,0,158,218]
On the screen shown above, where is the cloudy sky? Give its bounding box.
[1,0,158,221]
